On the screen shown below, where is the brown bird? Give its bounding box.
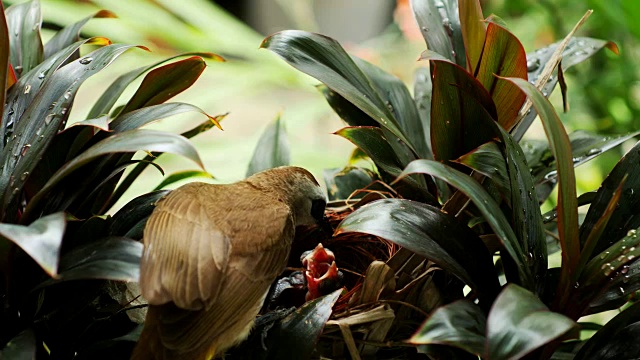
[131,166,327,360]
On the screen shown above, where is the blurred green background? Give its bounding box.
[3,0,639,214]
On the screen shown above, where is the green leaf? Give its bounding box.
[394,159,532,288]
[110,102,221,132]
[429,59,498,162]
[0,212,65,277]
[5,0,43,76]
[267,289,341,359]
[109,190,169,239]
[486,284,576,359]
[502,77,579,278]
[579,140,640,260]
[474,23,527,130]
[323,167,375,201]
[154,170,214,191]
[246,115,290,177]
[0,329,36,360]
[353,58,429,159]
[575,301,640,359]
[23,129,203,220]
[36,237,142,286]
[336,198,500,304]
[459,0,486,73]
[87,52,223,118]
[0,44,142,221]
[318,85,377,127]
[260,30,416,155]
[410,0,466,67]
[512,37,619,141]
[43,9,116,59]
[409,300,486,356]
[455,141,509,193]
[119,56,207,115]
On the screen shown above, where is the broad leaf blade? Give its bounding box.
[455,141,509,193]
[0,329,36,360]
[5,0,43,76]
[23,129,203,220]
[336,198,500,303]
[575,301,640,359]
[334,126,404,177]
[410,0,466,67]
[110,102,221,132]
[409,300,486,356]
[87,52,223,118]
[267,289,341,359]
[323,167,375,201]
[459,0,486,73]
[486,284,576,359]
[260,30,416,154]
[154,170,214,191]
[502,77,579,276]
[0,1,8,134]
[120,56,207,114]
[109,190,169,238]
[430,59,498,162]
[38,237,142,286]
[0,212,65,277]
[246,115,290,177]
[43,9,116,59]
[395,159,532,288]
[354,58,429,159]
[474,23,527,130]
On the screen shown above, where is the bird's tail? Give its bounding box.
[131,306,164,360]
[131,306,217,360]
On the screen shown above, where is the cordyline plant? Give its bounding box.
[0,1,226,358]
[251,0,640,359]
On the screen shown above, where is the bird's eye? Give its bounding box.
[310,199,326,221]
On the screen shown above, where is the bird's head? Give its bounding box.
[247,166,327,227]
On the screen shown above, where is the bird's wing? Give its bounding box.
[140,182,293,311]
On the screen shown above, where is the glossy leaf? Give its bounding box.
[0,1,8,122]
[336,198,500,303]
[37,237,142,286]
[410,300,486,355]
[23,129,202,219]
[334,126,404,177]
[5,0,43,76]
[413,67,433,157]
[459,0,485,73]
[43,9,116,59]
[455,141,509,193]
[87,52,224,118]
[580,140,640,259]
[588,257,640,314]
[267,289,341,359]
[319,85,377,127]
[153,170,214,191]
[110,102,221,132]
[395,160,531,287]
[430,59,498,162]
[0,44,141,220]
[0,212,65,277]
[575,301,640,359]
[486,284,576,359]
[513,37,619,141]
[246,115,290,177]
[109,190,169,238]
[535,130,640,184]
[120,56,206,114]
[2,36,109,148]
[354,57,429,159]
[502,77,579,276]
[474,23,527,130]
[323,167,375,201]
[0,329,36,360]
[260,30,416,154]
[410,0,466,67]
